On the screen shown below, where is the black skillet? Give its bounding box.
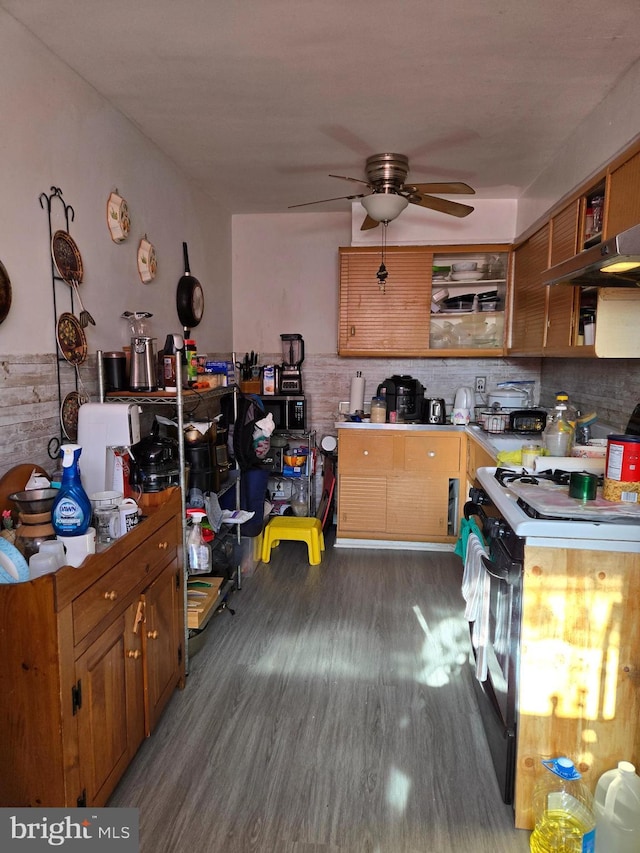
[176,242,204,334]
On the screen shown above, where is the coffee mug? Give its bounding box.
[94,506,121,549]
[119,498,140,537]
[452,407,471,425]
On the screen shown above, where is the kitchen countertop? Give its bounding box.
[335,420,525,457]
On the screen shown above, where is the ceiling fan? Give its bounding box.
[288,152,475,230]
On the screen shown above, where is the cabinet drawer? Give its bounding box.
[403,433,461,473]
[73,524,176,646]
[338,431,394,473]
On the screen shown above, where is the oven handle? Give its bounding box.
[481,554,511,582]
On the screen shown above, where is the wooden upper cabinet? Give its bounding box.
[605,148,640,238]
[545,201,580,353]
[509,223,550,355]
[338,246,433,356]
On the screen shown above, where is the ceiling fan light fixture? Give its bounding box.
[361,192,408,223]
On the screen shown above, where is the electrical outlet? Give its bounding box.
[475,376,486,394]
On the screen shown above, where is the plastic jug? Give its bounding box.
[543,392,575,456]
[186,509,211,575]
[594,761,640,853]
[530,757,596,853]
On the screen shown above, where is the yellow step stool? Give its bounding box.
[261,516,325,566]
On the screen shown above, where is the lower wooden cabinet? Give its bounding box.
[336,427,464,543]
[0,489,184,807]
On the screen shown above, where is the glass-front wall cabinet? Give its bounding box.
[429,249,509,352]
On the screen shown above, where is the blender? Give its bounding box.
[279,333,304,393]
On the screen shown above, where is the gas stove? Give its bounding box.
[475,467,640,549]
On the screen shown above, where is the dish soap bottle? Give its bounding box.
[543,392,575,456]
[186,509,211,575]
[51,444,92,537]
[530,757,596,853]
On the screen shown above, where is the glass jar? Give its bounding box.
[370,396,386,423]
[290,480,308,517]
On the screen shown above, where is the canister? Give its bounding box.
[103,351,127,391]
[370,396,386,423]
[604,434,640,502]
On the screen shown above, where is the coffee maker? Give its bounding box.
[279,333,304,393]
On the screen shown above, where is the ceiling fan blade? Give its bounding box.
[328,173,371,187]
[404,182,475,195]
[360,214,380,231]
[288,192,366,209]
[407,193,474,218]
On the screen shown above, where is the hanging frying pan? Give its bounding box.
[176,242,204,334]
[0,260,12,325]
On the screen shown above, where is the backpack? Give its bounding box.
[232,393,268,471]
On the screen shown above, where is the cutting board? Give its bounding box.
[507,479,640,521]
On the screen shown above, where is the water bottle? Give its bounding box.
[51,444,92,537]
[530,757,596,853]
[594,761,640,853]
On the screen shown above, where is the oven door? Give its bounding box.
[471,535,523,805]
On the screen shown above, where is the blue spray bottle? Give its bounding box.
[51,444,92,536]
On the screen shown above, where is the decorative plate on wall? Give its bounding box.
[137,236,157,283]
[107,191,131,243]
[0,260,12,325]
[56,312,87,365]
[60,390,89,441]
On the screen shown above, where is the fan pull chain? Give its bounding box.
[376,222,389,293]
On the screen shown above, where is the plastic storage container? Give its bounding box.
[530,757,596,853]
[370,396,386,423]
[51,444,92,537]
[594,761,640,853]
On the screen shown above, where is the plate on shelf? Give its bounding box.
[107,191,131,243]
[0,537,29,583]
[52,230,83,284]
[56,312,87,365]
[137,237,157,283]
[450,271,481,282]
[60,390,89,441]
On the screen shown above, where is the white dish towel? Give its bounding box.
[461,531,491,682]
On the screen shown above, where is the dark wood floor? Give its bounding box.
[109,531,531,852]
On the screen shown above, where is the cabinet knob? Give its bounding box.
[427,450,436,457]
[158,541,168,550]
[127,649,141,659]
[103,590,117,601]
[363,450,369,456]
[147,630,159,640]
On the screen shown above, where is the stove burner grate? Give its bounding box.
[494,466,603,488]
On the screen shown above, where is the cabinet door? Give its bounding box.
[387,474,450,537]
[606,149,640,238]
[337,475,387,534]
[545,202,581,353]
[75,602,145,806]
[142,560,184,734]
[509,224,549,355]
[338,247,433,355]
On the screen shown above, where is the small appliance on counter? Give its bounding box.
[77,403,141,497]
[279,333,304,393]
[122,311,157,391]
[424,398,446,424]
[377,375,424,422]
[129,430,180,493]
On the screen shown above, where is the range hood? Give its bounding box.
[544,223,640,287]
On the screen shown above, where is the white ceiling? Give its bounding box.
[4,0,640,215]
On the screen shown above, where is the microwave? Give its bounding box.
[259,395,307,433]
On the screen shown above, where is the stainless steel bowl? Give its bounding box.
[9,488,58,514]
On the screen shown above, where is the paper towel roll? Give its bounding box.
[533,456,605,475]
[350,374,365,413]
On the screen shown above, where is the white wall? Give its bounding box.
[517,57,640,233]
[232,212,351,355]
[0,10,232,356]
